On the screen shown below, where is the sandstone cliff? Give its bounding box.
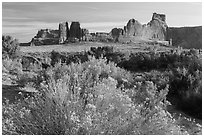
[126,19,143,37]
[69,22,81,40]
[35,29,59,39]
[31,29,59,46]
[111,28,124,42]
[111,13,168,44]
[59,22,69,44]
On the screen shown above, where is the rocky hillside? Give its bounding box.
[167,26,202,49]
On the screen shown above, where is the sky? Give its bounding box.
[2,2,202,43]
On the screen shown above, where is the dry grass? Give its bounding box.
[20,42,106,53]
[20,41,174,53]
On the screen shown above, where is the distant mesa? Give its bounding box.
[166,26,202,49]
[21,12,202,49]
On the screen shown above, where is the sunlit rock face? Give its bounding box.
[59,22,69,44]
[123,13,168,41]
[143,13,168,40]
[110,13,168,44]
[126,19,143,37]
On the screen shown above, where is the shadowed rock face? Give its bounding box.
[70,22,81,40]
[111,28,124,42]
[35,29,59,39]
[59,22,69,44]
[29,29,59,46]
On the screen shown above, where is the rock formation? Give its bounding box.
[30,29,59,46]
[81,28,91,41]
[124,13,167,41]
[27,21,92,45]
[143,12,168,40]
[111,13,168,44]
[126,19,143,37]
[70,22,81,40]
[59,22,69,44]
[35,29,59,39]
[111,28,124,42]
[23,12,201,48]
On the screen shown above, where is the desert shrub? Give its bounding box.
[2,35,21,59]
[3,59,22,76]
[28,47,202,118]
[2,57,187,135]
[2,58,23,84]
[2,101,19,135]
[2,78,186,135]
[16,71,39,88]
[168,67,202,118]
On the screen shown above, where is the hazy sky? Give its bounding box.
[2,2,202,43]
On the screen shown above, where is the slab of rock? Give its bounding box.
[59,22,69,44]
[29,29,59,46]
[126,19,143,37]
[111,28,124,42]
[35,29,59,39]
[70,22,81,40]
[143,13,168,40]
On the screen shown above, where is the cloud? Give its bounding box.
[3,20,58,42]
[2,17,33,20]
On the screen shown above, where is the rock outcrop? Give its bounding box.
[111,13,169,44]
[30,29,59,46]
[126,19,143,37]
[23,12,201,49]
[143,13,168,40]
[35,29,59,39]
[27,21,92,46]
[111,28,124,42]
[70,22,81,40]
[59,22,69,44]
[81,28,92,41]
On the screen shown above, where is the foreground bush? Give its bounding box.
[2,58,23,84]
[21,47,202,119]
[2,57,187,135]
[2,35,21,59]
